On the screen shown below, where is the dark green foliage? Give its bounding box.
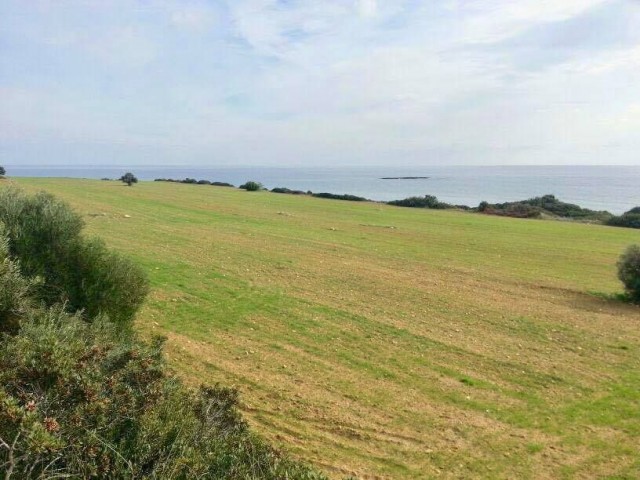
[271,187,306,195]
[0,310,324,479]
[239,181,263,192]
[606,207,640,229]
[617,245,640,302]
[120,172,138,186]
[479,195,611,221]
[0,166,5,176]
[312,192,367,201]
[388,195,449,209]
[0,187,148,327]
[0,229,35,334]
[481,203,541,219]
[60,238,149,327]
[154,178,235,187]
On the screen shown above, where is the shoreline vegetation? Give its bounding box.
[151,177,639,229]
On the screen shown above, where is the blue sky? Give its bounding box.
[1,0,639,166]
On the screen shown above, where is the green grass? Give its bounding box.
[6,177,640,479]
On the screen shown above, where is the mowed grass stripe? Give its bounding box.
[8,177,640,479]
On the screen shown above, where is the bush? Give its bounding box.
[617,245,640,302]
[388,195,449,209]
[120,172,138,186]
[606,207,640,229]
[0,187,148,328]
[271,187,306,195]
[0,309,324,479]
[239,181,263,191]
[312,192,367,201]
[0,166,5,177]
[0,227,36,334]
[479,195,611,221]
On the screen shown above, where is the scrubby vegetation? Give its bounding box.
[0,188,324,479]
[476,194,612,221]
[312,192,367,201]
[120,172,138,186]
[154,178,235,187]
[606,207,640,229]
[0,166,5,177]
[239,181,264,192]
[387,195,450,209]
[617,245,640,302]
[271,187,307,195]
[0,187,148,328]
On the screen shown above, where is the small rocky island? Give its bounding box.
[380,176,430,180]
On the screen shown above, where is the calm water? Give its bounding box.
[7,165,640,215]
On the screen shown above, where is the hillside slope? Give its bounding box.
[10,178,640,479]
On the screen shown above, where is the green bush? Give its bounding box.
[0,227,36,334]
[0,309,324,479]
[617,245,640,302]
[120,172,138,186]
[388,195,449,209]
[239,181,263,191]
[606,207,640,229]
[0,187,148,328]
[0,166,5,177]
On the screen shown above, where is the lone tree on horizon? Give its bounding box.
[0,165,5,177]
[120,172,138,186]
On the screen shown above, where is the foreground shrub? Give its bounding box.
[239,181,263,191]
[0,187,148,328]
[0,227,35,334]
[617,245,640,302]
[0,310,324,479]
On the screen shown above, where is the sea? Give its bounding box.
[6,165,640,215]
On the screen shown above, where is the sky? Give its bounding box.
[1,0,639,167]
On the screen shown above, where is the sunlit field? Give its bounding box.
[9,178,640,479]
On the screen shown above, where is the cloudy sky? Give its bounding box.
[1,0,639,166]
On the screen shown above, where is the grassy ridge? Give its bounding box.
[9,178,640,479]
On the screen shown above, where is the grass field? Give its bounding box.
[7,178,640,479]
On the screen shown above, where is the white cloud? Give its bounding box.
[1,0,638,165]
[357,0,377,18]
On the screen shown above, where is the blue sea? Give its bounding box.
[6,165,640,215]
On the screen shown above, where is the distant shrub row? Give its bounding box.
[606,207,640,229]
[312,192,368,201]
[155,178,235,187]
[477,195,612,222]
[387,195,450,209]
[151,176,639,230]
